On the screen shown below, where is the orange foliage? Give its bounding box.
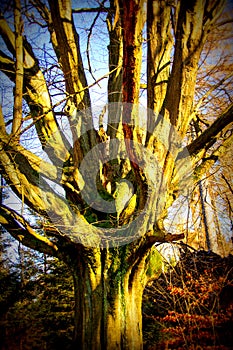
[143,249,233,349]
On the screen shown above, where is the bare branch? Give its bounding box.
[187,104,233,156]
[86,6,102,84]
[222,173,233,196]
[0,131,59,182]
[217,19,233,27]
[193,130,233,180]
[0,204,59,256]
[127,230,184,277]
[0,134,76,226]
[0,50,15,79]
[148,232,185,244]
[12,0,24,140]
[72,7,109,14]
[194,71,233,116]
[0,13,15,55]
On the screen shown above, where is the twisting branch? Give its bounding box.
[0,204,59,256]
[193,130,233,180]
[0,130,59,182]
[127,230,184,285]
[187,104,233,156]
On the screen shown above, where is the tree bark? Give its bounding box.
[147,0,173,115]
[69,246,147,350]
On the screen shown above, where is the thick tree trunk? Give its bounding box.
[70,248,145,350]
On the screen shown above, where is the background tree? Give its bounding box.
[184,10,233,255]
[0,1,232,349]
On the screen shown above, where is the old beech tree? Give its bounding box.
[0,0,233,349]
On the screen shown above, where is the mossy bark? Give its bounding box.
[70,247,148,350]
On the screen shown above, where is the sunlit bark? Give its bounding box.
[163,0,225,135]
[70,246,146,350]
[0,204,59,255]
[147,0,173,115]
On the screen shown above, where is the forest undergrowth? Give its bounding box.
[143,247,233,350]
[0,247,233,350]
